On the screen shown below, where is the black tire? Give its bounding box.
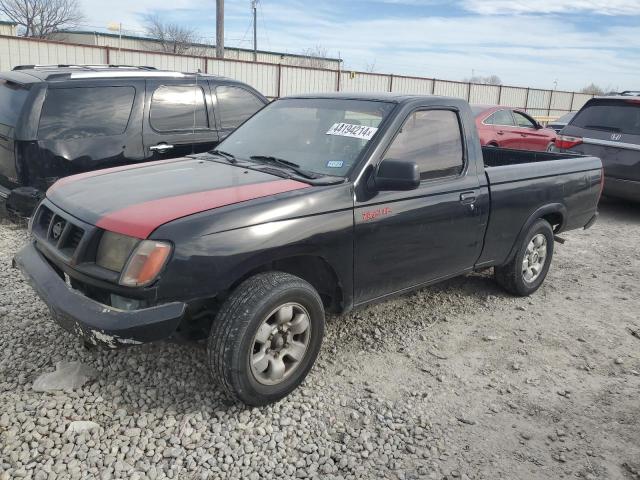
[495,219,554,296]
[207,271,325,406]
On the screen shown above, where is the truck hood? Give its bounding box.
[47,158,310,239]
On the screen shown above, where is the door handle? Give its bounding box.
[497,131,504,135]
[460,192,476,204]
[149,143,174,152]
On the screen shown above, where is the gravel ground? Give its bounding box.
[1,198,639,480]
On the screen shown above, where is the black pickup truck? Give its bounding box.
[14,93,602,405]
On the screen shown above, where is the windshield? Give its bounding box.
[216,98,395,177]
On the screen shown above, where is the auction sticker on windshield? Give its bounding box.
[326,123,378,140]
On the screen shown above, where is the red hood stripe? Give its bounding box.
[96,179,310,239]
[47,159,186,195]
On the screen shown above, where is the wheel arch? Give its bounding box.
[503,203,566,265]
[226,254,346,314]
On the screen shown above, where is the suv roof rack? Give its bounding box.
[12,64,158,71]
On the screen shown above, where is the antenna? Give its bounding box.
[192,71,198,154]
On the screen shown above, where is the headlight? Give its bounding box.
[96,231,140,272]
[119,240,172,287]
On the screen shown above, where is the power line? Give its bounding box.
[258,0,271,51]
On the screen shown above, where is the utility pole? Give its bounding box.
[216,0,224,58]
[252,0,258,61]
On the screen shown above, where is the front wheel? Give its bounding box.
[495,219,554,296]
[207,272,325,406]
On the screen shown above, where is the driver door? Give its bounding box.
[353,108,488,304]
[512,111,547,151]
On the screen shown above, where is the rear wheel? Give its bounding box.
[495,219,554,296]
[207,272,325,406]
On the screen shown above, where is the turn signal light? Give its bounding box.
[556,135,583,150]
[119,240,172,287]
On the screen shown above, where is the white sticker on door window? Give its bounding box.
[326,123,378,140]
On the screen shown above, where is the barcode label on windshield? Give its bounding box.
[326,123,378,140]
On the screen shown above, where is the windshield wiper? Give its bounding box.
[209,149,238,163]
[583,125,621,133]
[249,155,321,179]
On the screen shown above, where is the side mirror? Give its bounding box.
[535,122,544,129]
[374,159,420,191]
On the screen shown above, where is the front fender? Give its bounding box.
[155,211,354,308]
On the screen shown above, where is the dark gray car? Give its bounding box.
[548,112,575,133]
[557,95,640,202]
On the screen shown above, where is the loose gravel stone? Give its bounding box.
[32,361,98,392]
[1,200,639,479]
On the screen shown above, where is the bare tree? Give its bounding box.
[464,74,502,85]
[364,60,377,73]
[580,83,605,95]
[290,45,332,69]
[144,15,206,55]
[0,0,84,38]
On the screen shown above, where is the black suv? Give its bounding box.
[556,92,640,202]
[0,65,268,217]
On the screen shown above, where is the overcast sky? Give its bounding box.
[77,0,640,91]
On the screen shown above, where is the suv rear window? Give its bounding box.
[39,86,135,140]
[150,85,209,132]
[571,100,640,136]
[216,85,264,129]
[0,80,29,128]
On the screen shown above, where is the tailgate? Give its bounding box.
[0,79,30,187]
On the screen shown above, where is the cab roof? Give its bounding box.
[282,91,466,105]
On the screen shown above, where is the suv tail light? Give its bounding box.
[556,135,583,150]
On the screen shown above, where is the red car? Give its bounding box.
[471,105,557,151]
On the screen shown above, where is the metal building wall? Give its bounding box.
[469,84,500,105]
[0,23,17,37]
[280,66,337,96]
[433,80,469,99]
[0,36,105,71]
[207,59,278,98]
[0,35,594,118]
[390,76,434,95]
[499,87,527,108]
[340,72,390,92]
[572,93,593,111]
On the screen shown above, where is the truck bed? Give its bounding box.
[482,146,575,167]
[482,146,602,185]
[477,146,602,269]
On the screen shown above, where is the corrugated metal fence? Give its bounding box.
[0,35,594,116]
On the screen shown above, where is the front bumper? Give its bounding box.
[2,186,43,218]
[13,242,187,348]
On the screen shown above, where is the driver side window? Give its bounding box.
[513,111,536,128]
[385,109,464,180]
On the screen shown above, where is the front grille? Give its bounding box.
[38,206,53,229]
[63,225,84,250]
[34,205,85,259]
